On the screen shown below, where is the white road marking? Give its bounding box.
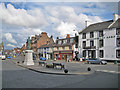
[96,70,120,74]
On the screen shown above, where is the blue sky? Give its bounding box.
[0,2,118,49]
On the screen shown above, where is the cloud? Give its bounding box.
[0,3,48,28]
[45,6,103,37]
[56,22,77,37]
[7,44,16,48]
[4,33,17,44]
[21,28,43,36]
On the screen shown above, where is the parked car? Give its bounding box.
[87,58,107,65]
[0,55,6,60]
[7,55,11,59]
[40,57,46,61]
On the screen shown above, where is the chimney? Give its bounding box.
[50,35,53,38]
[113,13,119,21]
[66,34,70,38]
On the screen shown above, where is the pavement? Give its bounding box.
[10,55,120,75]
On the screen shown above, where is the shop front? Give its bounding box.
[53,50,73,61]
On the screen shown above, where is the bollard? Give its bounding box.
[64,69,68,73]
[114,61,118,64]
[87,67,91,71]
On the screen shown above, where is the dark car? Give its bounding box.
[40,57,46,61]
[87,58,107,65]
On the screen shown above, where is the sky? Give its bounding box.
[0,1,119,49]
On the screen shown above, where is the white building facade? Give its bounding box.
[78,14,120,61]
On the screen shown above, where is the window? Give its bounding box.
[63,39,67,44]
[90,32,94,38]
[63,46,65,50]
[82,33,86,39]
[83,50,86,57]
[69,46,72,50]
[83,41,86,48]
[58,40,62,44]
[90,40,94,47]
[99,39,104,47]
[99,50,104,58]
[46,47,49,51]
[116,50,120,58]
[116,28,120,35]
[99,31,103,37]
[70,38,74,43]
[117,38,120,47]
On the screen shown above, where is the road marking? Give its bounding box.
[96,70,120,74]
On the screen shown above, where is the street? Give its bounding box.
[2,58,119,88]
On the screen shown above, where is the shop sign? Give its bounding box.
[61,51,72,54]
[54,52,59,54]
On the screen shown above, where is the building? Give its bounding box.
[21,44,26,55]
[30,32,54,52]
[78,14,120,61]
[53,34,78,61]
[37,43,54,60]
[0,42,4,55]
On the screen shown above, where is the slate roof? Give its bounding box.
[79,20,113,34]
[109,18,120,28]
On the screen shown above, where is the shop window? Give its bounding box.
[99,50,104,58]
[90,32,94,38]
[63,46,65,50]
[116,50,120,58]
[99,30,103,37]
[90,40,94,47]
[57,47,59,50]
[116,28,120,35]
[99,39,104,47]
[82,33,86,39]
[116,38,120,47]
[69,46,72,50]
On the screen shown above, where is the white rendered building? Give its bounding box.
[78,14,120,61]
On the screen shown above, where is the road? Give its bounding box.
[2,59,119,88]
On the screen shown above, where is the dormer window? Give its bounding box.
[63,39,67,44]
[58,40,62,44]
[70,38,74,43]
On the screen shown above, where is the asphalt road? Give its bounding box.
[2,59,119,88]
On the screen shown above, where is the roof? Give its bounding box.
[109,18,120,28]
[79,20,113,34]
[38,43,55,48]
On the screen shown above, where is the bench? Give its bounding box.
[39,61,46,66]
[53,63,65,69]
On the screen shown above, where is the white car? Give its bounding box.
[0,55,6,60]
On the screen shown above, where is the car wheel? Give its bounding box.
[100,62,103,65]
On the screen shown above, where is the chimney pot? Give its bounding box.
[66,34,70,38]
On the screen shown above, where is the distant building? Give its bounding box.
[0,42,4,55]
[53,34,78,61]
[30,32,54,52]
[78,14,120,61]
